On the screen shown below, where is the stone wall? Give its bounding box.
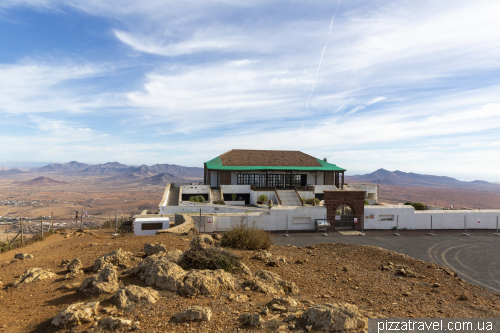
[324,190,365,231]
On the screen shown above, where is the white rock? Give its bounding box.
[116,285,160,308]
[303,302,368,332]
[13,267,55,287]
[99,316,132,328]
[52,301,100,327]
[172,306,212,322]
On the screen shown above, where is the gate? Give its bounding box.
[335,204,354,230]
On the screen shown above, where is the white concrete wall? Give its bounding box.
[213,206,327,232]
[134,218,170,236]
[364,206,500,230]
[298,191,315,200]
[221,185,251,194]
[347,184,378,203]
[314,185,338,193]
[182,185,210,194]
[160,205,254,215]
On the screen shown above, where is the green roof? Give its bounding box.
[204,156,345,172]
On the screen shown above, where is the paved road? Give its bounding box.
[273,230,500,293]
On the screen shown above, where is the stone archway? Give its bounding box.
[324,190,365,231]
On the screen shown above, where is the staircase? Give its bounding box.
[211,188,222,202]
[276,190,301,206]
[167,187,179,206]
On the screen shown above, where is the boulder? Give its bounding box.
[239,313,263,327]
[78,264,119,293]
[187,227,199,238]
[14,253,34,260]
[242,270,299,295]
[144,243,167,256]
[212,233,223,240]
[180,269,235,296]
[268,296,298,308]
[303,303,368,332]
[52,301,100,327]
[162,249,183,264]
[116,285,160,308]
[13,267,56,287]
[94,248,133,271]
[99,316,132,329]
[267,257,286,267]
[60,259,71,267]
[252,250,272,262]
[2,261,10,267]
[190,235,214,249]
[131,258,186,291]
[67,258,83,273]
[172,306,212,322]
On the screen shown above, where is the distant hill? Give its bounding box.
[346,169,500,191]
[36,161,91,173]
[141,172,186,185]
[123,164,203,179]
[17,176,68,185]
[0,168,24,175]
[79,162,133,174]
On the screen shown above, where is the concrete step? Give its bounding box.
[276,190,301,206]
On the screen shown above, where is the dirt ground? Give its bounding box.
[1,230,500,333]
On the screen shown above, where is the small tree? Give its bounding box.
[258,194,268,203]
[411,202,426,210]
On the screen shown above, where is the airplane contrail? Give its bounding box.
[305,0,342,122]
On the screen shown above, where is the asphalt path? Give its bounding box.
[273,230,500,293]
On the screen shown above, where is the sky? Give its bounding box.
[0,0,499,181]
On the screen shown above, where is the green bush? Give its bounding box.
[364,199,369,205]
[221,222,273,250]
[189,195,206,203]
[231,193,237,201]
[411,202,426,210]
[213,200,225,205]
[404,202,413,205]
[305,198,320,205]
[177,246,243,273]
[258,194,268,203]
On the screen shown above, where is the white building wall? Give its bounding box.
[182,185,210,194]
[364,206,500,230]
[133,218,170,236]
[213,206,327,232]
[314,185,338,193]
[347,184,378,204]
[221,185,251,194]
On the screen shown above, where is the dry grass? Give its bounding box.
[221,221,272,250]
[177,246,243,273]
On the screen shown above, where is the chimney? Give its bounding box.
[323,158,327,162]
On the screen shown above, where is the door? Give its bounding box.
[335,204,354,230]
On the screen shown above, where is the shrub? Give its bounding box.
[305,198,320,205]
[411,202,426,210]
[258,194,268,203]
[189,195,205,203]
[364,199,369,205]
[404,202,413,205]
[231,193,237,201]
[177,246,243,273]
[221,222,273,250]
[213,200,225,205]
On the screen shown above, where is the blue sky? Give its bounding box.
[1,0,499,181]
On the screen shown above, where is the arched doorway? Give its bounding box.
[335,204,354,230]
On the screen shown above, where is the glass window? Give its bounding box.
[237,174,260,186]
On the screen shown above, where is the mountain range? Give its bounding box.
[8,161,205,183]
[346,169,500,191]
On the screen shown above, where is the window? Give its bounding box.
[141,223,163,230]
[264,174,284,187]
[237,174,260,186]
[285,174,307,187]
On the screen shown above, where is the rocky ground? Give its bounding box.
[0,229,500,333]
